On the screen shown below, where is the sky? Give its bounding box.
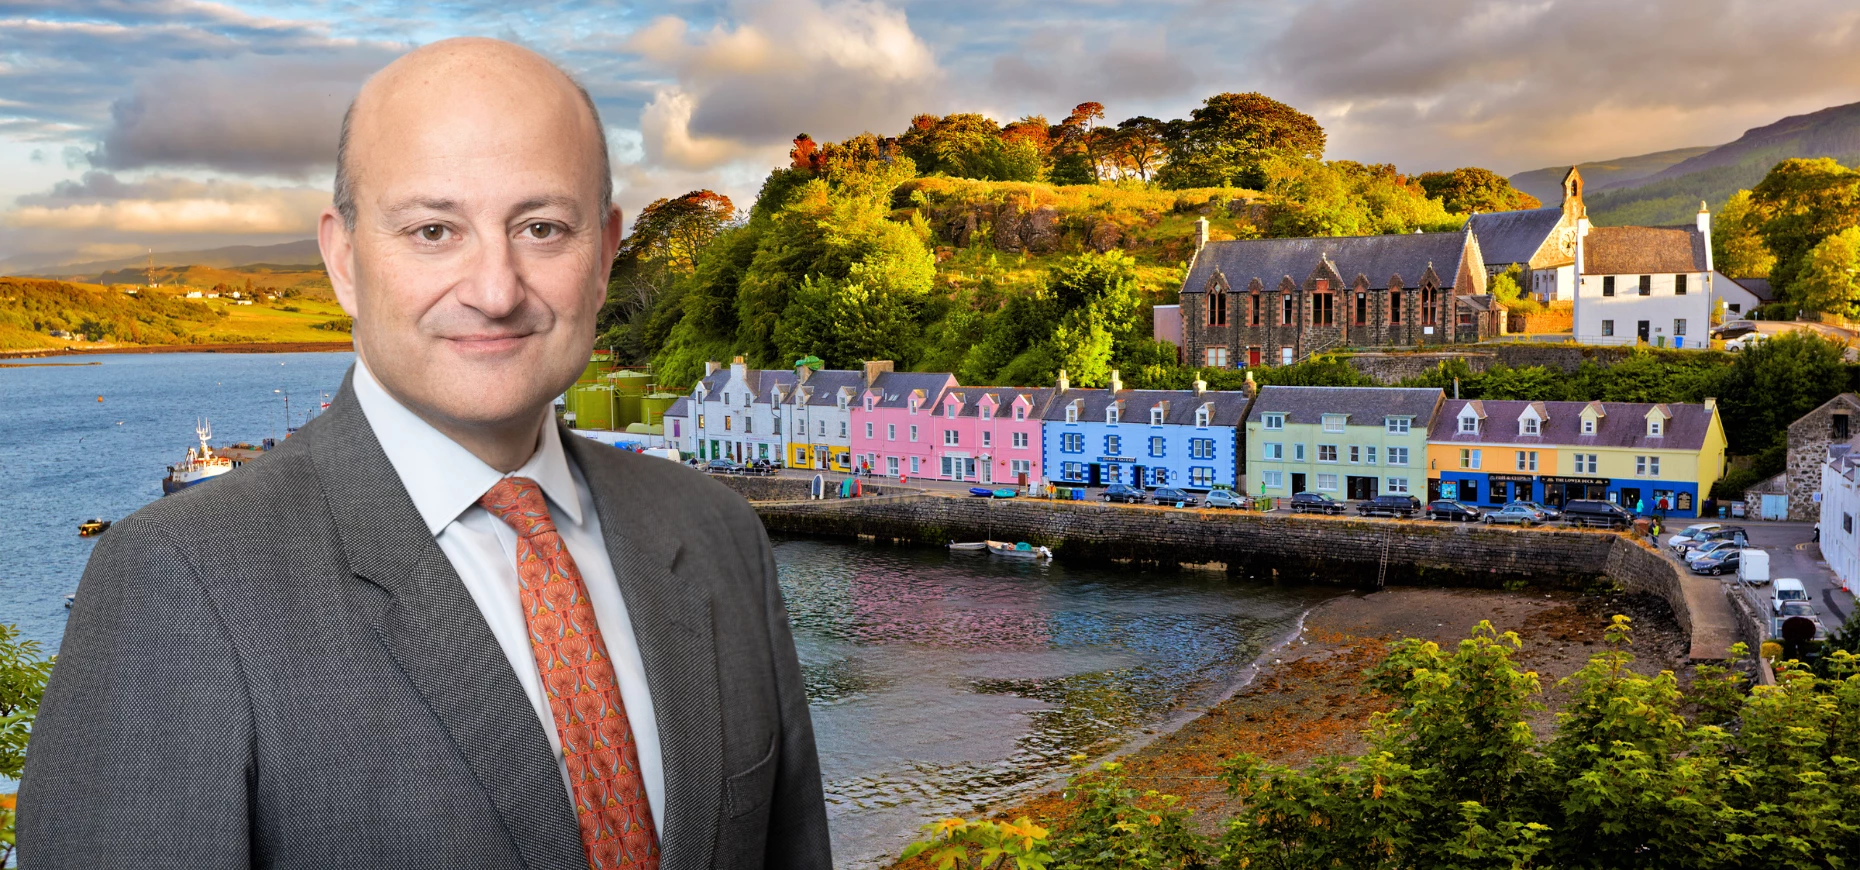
[3,0,1860,267]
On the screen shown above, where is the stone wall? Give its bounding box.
[1782,393,1860,522]
[714,475,815,502]
[1341,344,1656,384]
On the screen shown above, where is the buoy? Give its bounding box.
[96,396,103,402]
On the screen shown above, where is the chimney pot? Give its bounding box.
[1109,369,1123,393]
[1195,217,1209,252]
[704,360,722,376]
[1056,369,1070,393]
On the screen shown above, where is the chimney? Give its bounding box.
[795,364,812,384]
[1056,368,1070,393]
[1243,370,1256,396]
[1109,369,1123,393]
[1195,217,1209,252]
[730,356,748,381]
[704,360,722,376]
[1697,201,1714,276]
[1194,374,1207,395]
[861,359,894,388]
[1704,397,1717,413]
[1453,377,1460,400]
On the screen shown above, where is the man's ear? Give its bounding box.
[319,207,360,319]
[603,204,624,264]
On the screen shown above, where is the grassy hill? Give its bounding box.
[1509,146,1714,204]
[2,238,323,277]
[0,276,350,352]
[87,262,334,300]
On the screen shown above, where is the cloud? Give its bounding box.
[7,171,326,234]
[987,24,1196,106]
[622,0,941,170]
[1263,0,1860,172]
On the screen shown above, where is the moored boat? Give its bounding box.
[968,487,995,497]
[948,541,987,551]
[986,540,1053,560]
[991,488,1017,498]
[77,518,111,537]
[162,418,235,495]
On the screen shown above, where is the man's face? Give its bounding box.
[323,66,620,436]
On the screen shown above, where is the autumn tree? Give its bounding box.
[1263,158,1457,237]
[1750,157,1860,295]
[1110,116,1169,181]
[1155,92,1325,190]
[1712,188,1775,279]
[1043,102,1105,185]
[1416,166,1542,213]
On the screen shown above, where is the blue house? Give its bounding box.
[1039,370,1252,490]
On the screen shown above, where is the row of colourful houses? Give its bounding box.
[661,357,1728,516]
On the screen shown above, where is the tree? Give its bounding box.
[1750,157,1860,296]
[1111,116,1169,182]
[1416,167,1542,214]
[1262,158,1457,237]
[0,624,54,870]
[1155,92,1325,190]
[1793,226,1860,319]
[1712,189,1775,279]
[897,113,1039,181]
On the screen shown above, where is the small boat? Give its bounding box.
[968,487,995,497]
[986,540,1053,560]
[162,418,235,495]
[64,593,75,609]
[991,488,1017,498]
[78,518,111,537]
[948,541,988,551]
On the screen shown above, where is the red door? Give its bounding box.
[1247,347,1262,367]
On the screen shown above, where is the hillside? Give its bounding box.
[1509,145,1714,204]
[86,262,333,300]
[0,238,323,277]
[0,276,350,352]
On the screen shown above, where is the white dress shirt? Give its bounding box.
[352,360,664,832]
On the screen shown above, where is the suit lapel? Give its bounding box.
[308,371,585,870]
[563,432,723,870]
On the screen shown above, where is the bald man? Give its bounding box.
[18,39,830,869]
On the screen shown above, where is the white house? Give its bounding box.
[1719,275,1774,319]
[1820,441,1860,594]
[688,357,789,463]
[1573,205,1714,347]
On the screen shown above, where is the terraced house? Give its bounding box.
[684,357,792,462]
[1243,386,1443,500]
[1041,371,1249,490]
[1426,398,1727,517]
[774,364,873,472]
[929,386,1054,485]
[849,369,959,478]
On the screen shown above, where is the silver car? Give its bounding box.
[1481,504,1546,526]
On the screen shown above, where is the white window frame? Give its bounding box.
[1348,445,1361,464]
[1151,408,1165,426]
[865,422,874,439]
[1107,407,1120,425]
[1322,415,1346,434]
[1387,477,1409,494]
[1013,431,1029,449]
[1066,405,1079,423]
[1149,436,1166,457]
[1388,446,1408,466]
[1582,418,1595,435]
[981,430,992,448]
[887,423,897,441]
[1365,445,1378,465]
[1315,473,1339,492]
[1517,450,1538,472]
[1263,414,1285,431]
[1458,414,1478,434]
[1461,448,1482,470]
[910,456,920,474]
[1264,442,1284,461]
[1649,419,1664,437]
[1385,417,1410,435]
[1262,470,1284,489]
[1318,444,1338,463]
[1294,443,1306,462]
[910,425,919,442]
[1196,408,1211,428]
[944,429,959,446]
[1522,417,1539,435]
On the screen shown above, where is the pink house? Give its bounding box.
[930,387,1054,485]
[849,371,957,479]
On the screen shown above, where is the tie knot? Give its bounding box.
[479,476,557,538]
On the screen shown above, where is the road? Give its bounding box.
[1739,521,1853,627]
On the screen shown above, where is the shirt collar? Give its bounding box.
[352,358,582,535]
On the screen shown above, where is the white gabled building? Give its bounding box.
[688,357,789,463]
[1820,440,1860,594]
[776,364,875,473]
[1572,205,1715,347]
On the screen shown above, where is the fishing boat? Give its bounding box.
[968,487,995,497]
[986,540,1053,560]
[77,518,111,537]
[162,418,235,495]
[64,593,75,609]
[947,541,988,551]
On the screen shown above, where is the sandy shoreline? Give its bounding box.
[0,340,353,360]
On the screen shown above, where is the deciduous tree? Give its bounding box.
[1750,157,1860,295]
[1416,167,1542,214]
[1155,92,1324,190]
[1711,189,1775,279]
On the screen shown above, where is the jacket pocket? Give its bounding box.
[723,734,778,819]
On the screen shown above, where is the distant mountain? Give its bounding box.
[0,239,322,278]
[1512,101,1860,227]
[1510,146,1715,204]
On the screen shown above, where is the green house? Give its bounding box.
[1244,386,1444,501]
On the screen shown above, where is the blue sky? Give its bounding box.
[3,0,1859,267]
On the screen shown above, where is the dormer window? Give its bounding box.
[1107,407,1120,425]
[1151,408,1165,426]
[980,404,992,420]
[1522,417,1539,435]
[1014,405,1026,421]
[864,396,875,412]
[1649,419,1663,437]
[1458,415,1478,434]
[1582,418,1595,435]
[1322,414,1346,433]
[1196,406,1211,428]
[1066,404,1079,424]
[1263,414,1284,431]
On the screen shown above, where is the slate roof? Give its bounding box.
[666,397,691,418]
[794,369,866,406]
[863,371,957,409]
[1582,226,1709,274]
[1428,398,1716,451]
[1040,387,1252,427]
[753,370,798,404]
[1732,276,1776,302]
[1467,208,1563,266]
[1242,386,1443,427]
[932,386,1057,419]
[1182,230,1474,295]
[696,368,730,396]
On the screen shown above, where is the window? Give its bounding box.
[1602,320,1615,337]
[1459,415,1478,434]
[1386,417,1410,435]
[1458,311,1473,327]
[1316,473,1338,491]
[1209,291,1227,326]
[1149,436,1166,457]
[865,422,874,439]
[1263,414,1285,431]
[887,423,897,441]
[1062,461,1083,480]
[1635,456,1661,476]
[1388,447,1408,466]
[1649,419,1663,437]
[1282,293,1295,325]
[1262,470,1284,489]
[1105,435,1122,454]
[1355,292,1367,325]
[1066,404,1079,423]
[1522,417,1539,435]
[1312,292,1334,326]
[1205,347,1229,367]
[1196,407,1211,428]
[1011,459,1031,476]
[1835,414,1851,440]
[743,392,751,408]
[1387,477,1409,494]
[1602,276,1616,297]
[1318,445,1338,463]
[1294,443,1306,461]
[725,416,733,431]
[839,421,848,438]
[981,430,993,448]
[1674,319,1687,337]
[1846,513,1854,534]
[944,429,959,446]
[744,418,753,434]
[1281,347,1295,365]
[979,405,992,421]
[773,416,781,435]
[817,420,825,437]
[910,425,920,442]
[886,456,899,476]
[1460,448,1482,470]
[698,414,706,429]
[1349,445,1361,464]
[1013,431,1029,448]
[1516,450,1538,472]
[1151,408,1166,426]
[1390,290,1401,324]
[1729,303,1742,314]
[1675,274,1687,295]
[1639,275,1652,296]
[1365,446,1378,465]
[1190,467,1214,487]
[1191,438,1215,459]
[910,456,920,474]
[1263,442,1284,461]
[1250,294,1262,326]
[1014,405,1027,421]
[1062,433,1084,453]
[1107,407,1120,425]
[1575,453,1598,474]
[1582,417,1595,435]
[1322,414,1346,433]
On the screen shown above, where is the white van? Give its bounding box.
[1771,577,1810,614]
[1737,549,1770,586]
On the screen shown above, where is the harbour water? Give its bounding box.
[1,352,1337,865]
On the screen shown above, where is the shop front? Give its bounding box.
[1541,475,1611,508]
[1541,475,1699,517]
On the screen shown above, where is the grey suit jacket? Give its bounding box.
[18,373,831,868]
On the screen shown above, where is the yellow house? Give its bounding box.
[1427,397,1726,517]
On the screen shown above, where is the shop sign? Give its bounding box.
[1542,476,1609,486]
[1488,473,1535,483]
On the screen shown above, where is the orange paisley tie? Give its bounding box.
[479,477,659,869]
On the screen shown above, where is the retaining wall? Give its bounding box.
[1341,344,1648,384]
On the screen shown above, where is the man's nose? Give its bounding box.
[455,231,525,319]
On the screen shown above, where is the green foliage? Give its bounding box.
[1052,761,1206,870]
[901,816,1054,870]
[1156,93,1325,191]
[0,624,52,870]
[0,278,228,349]
[1249,355,1378,388]
[1416,167,1542,214]
[1261,159,1458,238]
[1793,226,1860,318]
[1712,189,1776,279]
[1750,157,1860,296]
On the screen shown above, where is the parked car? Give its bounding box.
[742,458,779,476]
[1772,600,1825,640]
[1151,486,1199,507]
[1204,489,1250,510]
[1666,523,1724,552]
[1562,499,1633,529]
[1101,483,1149,504]
[704,459,743,474]
[1772,578,1811,615]
[1358,494,1422,518]
[1684,539,1741,565]
[1290,491,1345,515]
[1703,526,1749,548]
[1482,504,1546,526]
[1426,500,1482,522]
[1690,548,1741,576]
[1504,500,1563,521]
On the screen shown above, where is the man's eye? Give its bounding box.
[526,223,556,239]
[418,225,447,242]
